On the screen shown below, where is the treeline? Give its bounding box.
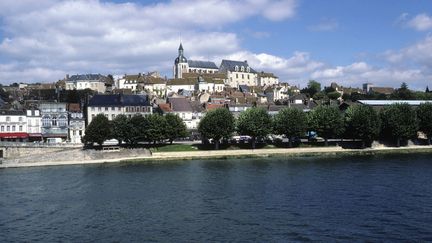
[83,113,188,147]
[198,103,432,149]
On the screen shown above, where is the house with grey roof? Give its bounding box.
[165,97,204,130]
[219,59,258,88]
[65,74,108,93]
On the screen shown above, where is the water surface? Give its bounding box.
[1,154,432,241]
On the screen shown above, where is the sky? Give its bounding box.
[0,0,432,89]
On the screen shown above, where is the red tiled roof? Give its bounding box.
[159,103,172,113]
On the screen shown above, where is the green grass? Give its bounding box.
[150,144,199,152]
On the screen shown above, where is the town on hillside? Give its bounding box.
[0,43,431,146]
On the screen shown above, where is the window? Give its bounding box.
[6,117,10,122]
[247,67,250,72]
[79,130,82,136]
[58,115,67,127]
[242,74,244,79]
[42,116,51,127]
[241,66,244,72]
[111,107,115,111]
[236,74,238,79]
[235,65,239,72]
[7,126,10,131]
[105,107,108,111]
[36,120,39,126]
[118,107,121,111]
[98,107,101,111]
[19,117,23,122]
[19,126,22,131]
[28,120,32,126]
[91,107,95,111]
[73,130,76,135]
[247,75,250,79]
[52,116,57,126]
[12,125,15,131]
[1,126,3,131]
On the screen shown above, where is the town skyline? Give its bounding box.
[1,0,432,90]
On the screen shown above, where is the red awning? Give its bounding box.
[0,132,29,139]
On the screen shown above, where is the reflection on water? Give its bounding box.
[1,154,432,241]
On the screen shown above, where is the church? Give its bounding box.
[173,43,219,79]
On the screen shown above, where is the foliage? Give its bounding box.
[237,107,272,149]
[344,105,380,147]
[111,114,131,145]
[307,105,344,146]
[129,114,149,144]
[165,113,188,144]
[380,103,418,146]
[417,103,432,144]
[327,91,341,100]
[198,108,235,149]
[146,114,168,143]
[390,82,415,100]
[301,80,321,97]
[273,107,307,147]
[83,114,111,146]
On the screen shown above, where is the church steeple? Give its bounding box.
[175,42,187,64]
[174,42,189,78]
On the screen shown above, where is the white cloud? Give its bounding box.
[406,13,432,31]
[0,0,297,83]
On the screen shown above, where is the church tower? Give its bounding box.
[173,43,189,79]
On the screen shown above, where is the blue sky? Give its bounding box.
[0,0,432,89]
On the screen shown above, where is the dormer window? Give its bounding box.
[241,66,245,72]
[247,67,250,72]
[235,65,239,72]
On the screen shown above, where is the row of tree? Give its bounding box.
[198,103,432,149]
[83,113,188,146]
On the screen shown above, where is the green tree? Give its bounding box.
[237,107,272,149]
[327,91,341,100]
[198,108,235,150]
[308,106,344,146]
[380,103,418,147]
[344,105,381,148]
[83,114,111,146]
[417,103,432,144]
[165,113,188,144]
[129,114,148,145]
[301,80,321,97]
[273,107,307,147]
[111,114,131,145]
[391,82,415,100]
[146,114,168,144]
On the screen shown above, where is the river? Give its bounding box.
[1,154,432,241]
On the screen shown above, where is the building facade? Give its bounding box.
[40,102,69,142]
[26,109,42,141]
[68,103,85,144]
[65,74,108,93]
[87,94,153,124]
[0,110,28,142]
[219,60,258,88]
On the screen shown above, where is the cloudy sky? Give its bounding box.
[0,0,432,89]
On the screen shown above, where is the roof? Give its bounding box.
[258,72,278,78]
[0,110,25,116]
[67,74,106,82]
[88,94,150,107]
[167,78,196,86]
[239,85,250,93]
[220,60,256,73]
[188,60,218,69]
[357,100,432,106]
[158,103,172,113]
[206,104,225,111]
[168,97,193,112]
[68,103,81,112]
[369,87,394,94]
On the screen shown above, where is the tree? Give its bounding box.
[111,114,131,145]
[83,114,111,146]
[426,86,430,93]
[391,82,415,100]
[301,80,321,97]
[327,91,341,100]
[198,108,235,150]
[417,103,432,144]
[146,114,168,144]
[273,107,307,147]
[307,106,344,146]
[165,113,188,144]
[380,103,418,147]
[237,107,272,149]
[344,105,381,148]
[129,114,149,145]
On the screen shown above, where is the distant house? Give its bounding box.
[65,74,109,93]
[68,103,85,144]
[87,94,152,124]
[117,74,142,92]
[362,83,394,95]
[162,97,204,130]
[40,102,69,142]
[0,110,28,142]
[26,109,42,142]
[258,72,279,86]
[219,60,258,88]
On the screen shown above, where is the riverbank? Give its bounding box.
[2,144,432,168]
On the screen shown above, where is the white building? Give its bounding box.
[26,109,42,141]
[0,110,28,142]
[258,72,279,86]
[40,102,69,142]
[87,94,153,124]
[117,74,141,92]
[68,103,85,144]
[65,74,108,93]
[219,60,258,88]
[160,97,204,130]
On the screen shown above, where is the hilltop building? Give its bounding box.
[173,43,219,79]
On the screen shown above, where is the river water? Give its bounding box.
[1,154,432,241]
